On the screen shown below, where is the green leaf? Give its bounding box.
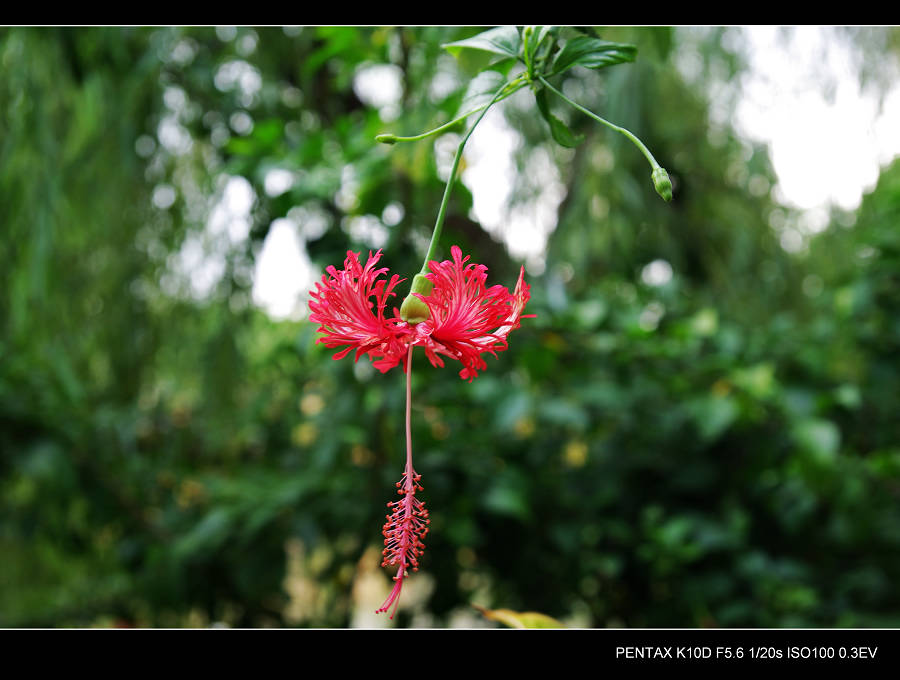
[551,37,637,75]
[483,482,530,521]
[443,26,522,60]
[793,419,841,464]
[174,508,233,558]
[251,119,284,145]
[732,362,776,400]
[535,87,583,148]
[474,605,565,628]
[688,394,738,442]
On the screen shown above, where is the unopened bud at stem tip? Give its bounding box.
[652,167,673,202]
[376,134,398,145]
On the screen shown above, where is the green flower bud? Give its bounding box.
[399,273,433,324]
[375,134,398,145]
[652,167,673,202]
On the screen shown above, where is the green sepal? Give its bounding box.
[399,273,434,324]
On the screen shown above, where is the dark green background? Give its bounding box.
[2,26,899,628]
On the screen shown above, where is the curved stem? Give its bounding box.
[420,81,511,273]
[538,75,662,171]
[378,79,526,145]
[381,104,491,144]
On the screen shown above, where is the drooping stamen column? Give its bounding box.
[376,345,429,618]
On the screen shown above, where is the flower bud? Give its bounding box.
[375,134,398,145]
[652,167,673,202]
[399,273,433,324]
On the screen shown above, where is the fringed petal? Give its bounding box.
[307,250,408,365]
[307,246,532,380]
[417,246,533,381]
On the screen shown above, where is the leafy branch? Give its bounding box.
[377,26,674,319]
[379,26,672,202]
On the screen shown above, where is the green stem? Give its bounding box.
[377,105,490,144]
[397,79,515,323]
[538,76,660,170]
[377,79,525,146]
[538,75,672,202]
[420,81,510,272]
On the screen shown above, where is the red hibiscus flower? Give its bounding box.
[308,245,532,618]
[308,245,532,381]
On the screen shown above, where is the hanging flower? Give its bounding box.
[308,247,531,619]
[308,246,532,381]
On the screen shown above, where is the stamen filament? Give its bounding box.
[405,345,414,473]
[376,345,429,619]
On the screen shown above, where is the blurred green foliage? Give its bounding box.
[1,26,899,628]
